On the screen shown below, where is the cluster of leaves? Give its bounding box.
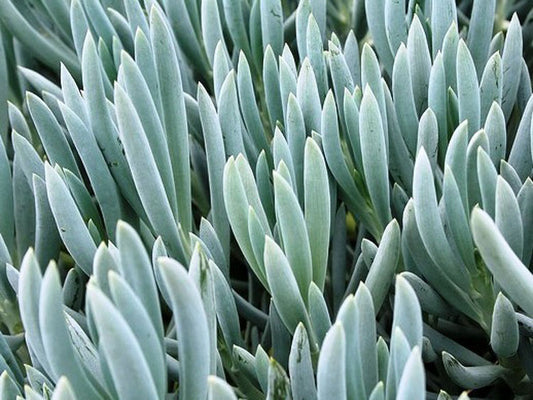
[0,0,532,399]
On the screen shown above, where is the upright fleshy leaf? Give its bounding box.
[27,93,81,179]
[413,149,470,291]
[60,104,122,238]
[201,0,225,66]
[266,358,291,400]
[87,283,157,399]
[260,0,283,56]
[81,34,141,215]
[384,0,407,55]
[297,58,322,134]
[45,164,96,275]
[40,266,104,400]
[306,14,326,98]
[304,138,330,290]
[396,348,425,400]
[456,40,480,137]
[407,15,431,115]
[490,293,519,358]
[0,138,13,254]
[392,44,418,154]
[116,222,163,336]
[114,84,182,260]
[208,376,238,400]
[289,323,317,400]
[501,14,523,120]
[495,177,524,259]
[467,0,496,77]
[365,220,400,313]
[360,86,391,228]
[150,7,192,232]
[198,84,230,257]
[157,258,210,400]
[431,0,457,56]
[317,323,346,400]
[392,276,422,349]
[365,0,394,72]
[264,237,314,343]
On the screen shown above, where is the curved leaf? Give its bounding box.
[471,208,533,316]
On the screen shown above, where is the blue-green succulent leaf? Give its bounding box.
[317,323,346,400]
[472,208,533,317]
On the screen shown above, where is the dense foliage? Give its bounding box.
[0,0,532,399]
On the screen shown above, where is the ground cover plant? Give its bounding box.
[0,0,532,398]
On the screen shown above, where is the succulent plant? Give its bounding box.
[0,0,532,399]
